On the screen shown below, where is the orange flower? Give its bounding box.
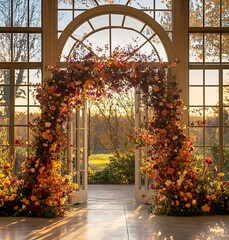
[9,195,15,201]
[201,204,210,212]
[175,200,179,206]
[42,131,50,139]
[186,192,193,199]
[167,167,174,174]
[161,109,167,116]
[185,203,191,208]
[30,195,37,202]
[153,85,160,92]
[211,194,216,200]
[50,143,57,151]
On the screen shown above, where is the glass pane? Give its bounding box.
[155,11,172,31]
[58,0,73,9]
[223,107,229,126]
[0,1,11,27]
[205,87,218,106]
[29,69,42,85]
[111,14,124,26]
[223,128,229,145]
[0,106,10,125]
[223,70,229,85]
[29,107,40,123]
[142,26,155,39]
[189,87,203,105]
[124,16,144,31]
[0,127,9,144]
[61,36,76,61]
[223,148,229,180]
[205,127,219,145]
[72,21,93,40]
[29,86,38,105]
[29,34,42,62]
[205,107,218,126]
[0,86,10,105]
[189,33,203,62]
[0,69,10,85]
[74,0,97,9]
[222,0,229,27]
[205,70,219,85]
[0,33,11,62]
[189,127,203,146]
[204,33,220,62]
[15,146,27,170]
[15,86,28,105]
[58,11,73,31]
[204,0,220,27]
[13,33,28,62]
[150,35,168,61]
[90,15,109,29]
[13,0,28,27]
[189,70,203,85]
[15,107,27,125]
[223,87,229,106]
[189,0,203,27]
[128,0,154,9]
[155,0,172,9]
[86,29,109,56]
[15,127,27,141]
[205,147,218,164]
[15,69,28,85]
[222,34,229,62]
[189,107,203,126]
[29,0,42,27]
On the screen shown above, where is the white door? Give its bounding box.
[134,87,155,203]
[67,102,88,204]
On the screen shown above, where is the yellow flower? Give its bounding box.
[45,122,52,127]
[217,172,225,178]
[201,204,210,212]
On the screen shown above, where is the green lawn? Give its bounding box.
[88,154,113,172]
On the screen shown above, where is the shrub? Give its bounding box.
[88,154,134,184]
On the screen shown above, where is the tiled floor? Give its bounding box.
[0,185,228,240]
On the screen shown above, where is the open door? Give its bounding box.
[67,102,88,204]
[135,87,155,203]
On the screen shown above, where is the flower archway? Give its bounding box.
[0,51,228,217]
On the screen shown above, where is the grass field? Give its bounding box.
[88,154,113,172]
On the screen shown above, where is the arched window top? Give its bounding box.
[58,5,172,63]
[58,0,172,38]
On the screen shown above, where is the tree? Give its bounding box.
[89,90,135,156]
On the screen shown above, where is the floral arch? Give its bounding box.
[1,50,228,217]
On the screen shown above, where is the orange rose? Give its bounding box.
[185,203,191,208]
[30,195,37,202]
[167,167,174,174]
[153,85,160,92]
